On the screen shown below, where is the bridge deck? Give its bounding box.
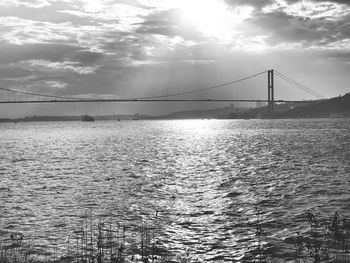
[0,99,321,104]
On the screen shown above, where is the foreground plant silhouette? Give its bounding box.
[1,210,350,262]
[292,210,350,263]
[0,211,171,263]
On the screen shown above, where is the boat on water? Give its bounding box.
[82,115,95,122]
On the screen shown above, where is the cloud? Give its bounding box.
[3,79,68,95]
[20,60,100,75]
[134,8,181,37]
[264,0,350,19]
[27,80,68,91]
[224,0,350,10]
[72,51,104,64]
[133,0,350,53]
[284,0,350,6]
[0,3,98,26]
[0,63,33,79]
[224,0,272,9]
[325,50,350,63]
[0,15,140,55]
[58,2,149,32]
[0,0,51,8]
[134,8,211,42]
[0,16,76,45]
[0,0,349,111]
[238,0,350,51]
[0,43,103,64]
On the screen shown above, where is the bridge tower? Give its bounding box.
[267,69,275,115]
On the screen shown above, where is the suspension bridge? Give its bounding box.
[0,69,327,115]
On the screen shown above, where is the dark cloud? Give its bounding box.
[134,9,181,36]
[98,32,150,63]
[0,43,70,64]
[224,0,350,10]
[72,51,104,65]
[242,1,350,48]
[248,12,321,44]
[0,43,104,65]
[332,0,350,4]
[0,43,104,92]
[284,0,350,6]
[0,66,33,79]
[325,51,350,62]
[135,15,179,37]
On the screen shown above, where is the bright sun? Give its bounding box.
[139,0,253,41]
[179,0,230,38]
[176,0,251,41]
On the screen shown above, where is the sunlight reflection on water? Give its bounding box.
[0,119,350,262]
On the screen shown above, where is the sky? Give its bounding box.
[0,0,349,117]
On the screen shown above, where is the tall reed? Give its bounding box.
[1,210,349,262]
[293,210,350,263]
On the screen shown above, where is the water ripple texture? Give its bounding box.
[0,119,350,262]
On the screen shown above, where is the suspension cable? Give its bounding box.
[0,87,78,100]
[1,70,326,102]
[274,70,326,99]
[130,71,268,100]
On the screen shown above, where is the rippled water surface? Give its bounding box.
[1,119,350,262]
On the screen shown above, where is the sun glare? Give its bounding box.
[179,0,229,38]
[83,0,104,12]
[140,0,252,42]
[177,0,251,41]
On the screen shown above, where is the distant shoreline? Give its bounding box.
[1,115,350,123]
[1,93,349,123]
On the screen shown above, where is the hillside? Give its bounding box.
[225,93,350,119]
[276,93,350,118]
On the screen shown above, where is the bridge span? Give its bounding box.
[0,69,327,115]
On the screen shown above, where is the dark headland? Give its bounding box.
[226,93,350,119]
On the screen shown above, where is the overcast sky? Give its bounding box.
[0,0,349,116]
